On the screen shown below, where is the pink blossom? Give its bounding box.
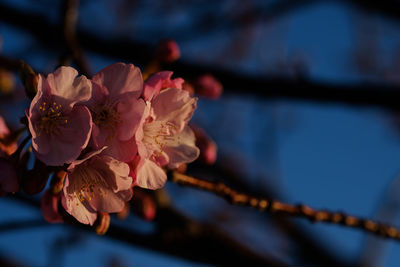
[143,71,184,101]
[0,116,10,138]
[41,190,63,223]
[191,125,217,165]
[134,88,200,190]
[132,188,156,221]
[94,212,110,235]
[27,66,93,166]
[194,74,223,99]
[61,149,133,225]
[88,63,145,162]
[0,157,19,196]
[155,39,181,63]
[0,116,17,155]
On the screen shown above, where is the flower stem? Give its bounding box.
[169,171,400,241]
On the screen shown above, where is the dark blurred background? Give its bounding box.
[1,0,400,266]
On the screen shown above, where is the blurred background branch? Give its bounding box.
[1,2,400,109]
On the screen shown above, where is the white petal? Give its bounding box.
[135,158,167,190]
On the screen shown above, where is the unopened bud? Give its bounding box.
[176,163,187,173]
[19,61,38,99]
[192,125,217,164]
[117,202,130,220]
[51,170,66,194]
[0,68,15,94]
[41,190,63,223]
[94,212,110,235]
[0,117,17,155]
[194,74,223,99]
[132,188,156,221]
[156,39,180,63]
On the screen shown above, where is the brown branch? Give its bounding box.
[187,162,356,267]
[170,171,400,241]
[1,3,400,109]
[9,193,287,266]
[60,0,90,76]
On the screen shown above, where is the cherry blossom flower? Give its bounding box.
[41,190,63,223]
[88,63,145,162]
[134,88,200,190]
[194,74,223,99]
[0,116,10,137]
[0,116,17,155]
[61,149,133,225]
[142,71,184,101]
[191,125,217,165]
[155,39,180,63]
[27,66,92,166]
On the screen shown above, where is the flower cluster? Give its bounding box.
[27,63,199,225]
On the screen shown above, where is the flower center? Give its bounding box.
[92,101,121,139]
[73,165,108,204]
[36,101,68,137]
[142,120,180,156]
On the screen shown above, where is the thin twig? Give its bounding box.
[170,171,400,241]
[188,162,356,267]
[9,193,286,266]
[1,4,400,109]
[60,0,90,76]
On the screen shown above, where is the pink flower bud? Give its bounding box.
[0,116,10,138]
[132,188,156,221]
[94,212,110,235]
[176,163,187,173]
[0,68,15,94]
[192,125,217,165]
[156,39,180,63]
[50,170,66,194]
[194,74,223,99]
[117,202,130,220]
[0,116,17,156]
[41,190,63,223]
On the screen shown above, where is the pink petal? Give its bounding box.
[100,156,132,192]
[102,134,138,162]
[152,88,197,133]
[62,175,97,225]
[27,76,45,141]
[34,105,92,166]
[41,190,63,223]
[82,156,132,213]
[117,97,145,141]
[0,116,10,138]
[163,126,200,168]
[143,71,184,101]
[68,147,107,171]
[46,66,92,110]
[135,102,152,157]
[90,123,105,149]
[85,82,108,109]
[92,63,143,99]
[135,158,167,190]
